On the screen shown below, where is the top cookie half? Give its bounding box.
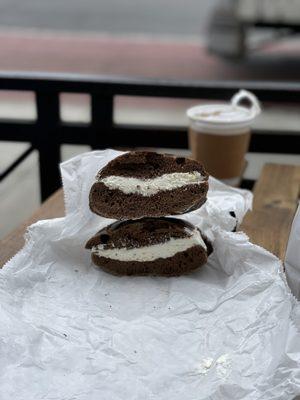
[89,151,209,219]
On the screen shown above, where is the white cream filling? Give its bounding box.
[99,171,204,196]
[92,229,206,262]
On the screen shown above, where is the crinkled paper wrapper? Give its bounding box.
[285,204,300,300]
[1,149,300,400]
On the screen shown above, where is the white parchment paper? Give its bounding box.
[285,204,300,300]
[1,150,300,400]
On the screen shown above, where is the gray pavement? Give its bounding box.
[0,0,218,36]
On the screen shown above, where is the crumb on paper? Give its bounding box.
[216,354,231,378]
[196,354,231,377]
[197,357,214,375]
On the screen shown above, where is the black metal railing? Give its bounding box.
[1,71,300,200]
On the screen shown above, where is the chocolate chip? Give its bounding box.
[175,157,185,165]
[229,211,237,232]
[100,234,110,244]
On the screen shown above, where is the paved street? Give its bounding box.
[1,29,300,81]
[0,0,300,81]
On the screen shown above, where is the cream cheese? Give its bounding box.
[98,171,204,196]
[92,229,206,262]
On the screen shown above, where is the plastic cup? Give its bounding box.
[187,90,261,186]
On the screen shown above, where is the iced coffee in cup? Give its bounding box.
[187,90,261,186]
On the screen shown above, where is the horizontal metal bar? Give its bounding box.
[0,145,34,181]
[0,121,299,154]
[110,126,300,153]
[0,120,37,141]
[35,123,187,148]
[249,133,300,153]
[1,72,300,102]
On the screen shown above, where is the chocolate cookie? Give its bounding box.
[89,151,209,219]
[85,217,212,276]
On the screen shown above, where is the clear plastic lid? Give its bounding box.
[187,90,261,134]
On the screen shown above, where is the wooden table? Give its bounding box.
[1,163,300,267]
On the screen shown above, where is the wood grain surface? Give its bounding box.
[0,190,64,267]
[240,163,300,260]
[1,163,299,267]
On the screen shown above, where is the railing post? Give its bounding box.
[35,91,61,202]
[91,93,114,149]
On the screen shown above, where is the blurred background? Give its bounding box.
[1,0,300,237]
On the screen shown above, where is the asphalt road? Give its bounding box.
[0,0,218,36]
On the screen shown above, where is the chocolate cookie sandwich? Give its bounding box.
[85,217,211,276]
[89,151,209,220]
